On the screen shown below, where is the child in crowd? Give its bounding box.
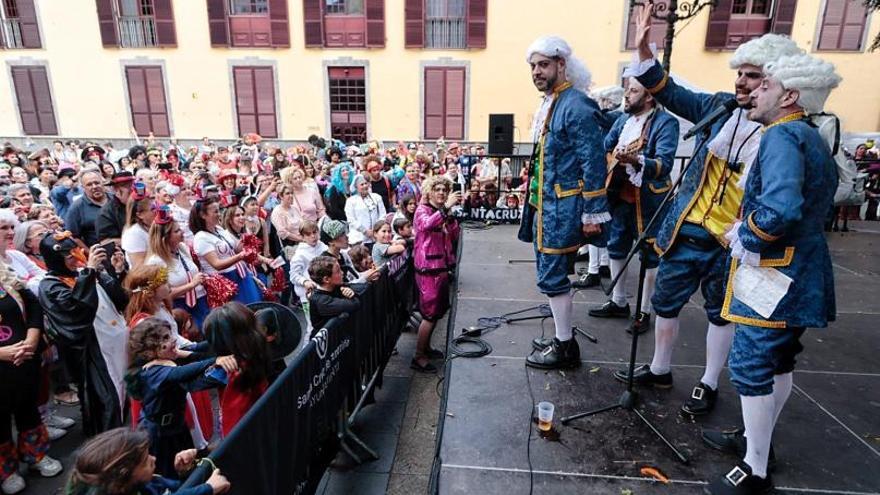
[289,220,328,306]
[392,217,413,242]
[306,256,360,332]
[347,244,375,278]
[202,303,271,438]
[66,427,230,495]
[371,219,407,267]
[319,219,377,285]
[124,265,193,349]
[172,308,201,343]
[124,318,236,478]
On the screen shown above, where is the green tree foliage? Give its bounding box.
[867,0,880,51]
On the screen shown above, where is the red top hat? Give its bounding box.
[154,205,174,225]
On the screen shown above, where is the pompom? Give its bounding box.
[203,274,239,308]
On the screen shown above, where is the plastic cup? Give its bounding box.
[537,402,554,431]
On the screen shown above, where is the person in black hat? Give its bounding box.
[81,146,106,168]
[128,146,147,169]
[95,171,136,243]
[38,232,129,436]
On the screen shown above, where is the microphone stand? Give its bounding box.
[560,127,717,465]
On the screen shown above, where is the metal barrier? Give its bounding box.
[181,249,415,495]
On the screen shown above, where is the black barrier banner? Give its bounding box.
[182,257,414,495]
[464,206,522,223]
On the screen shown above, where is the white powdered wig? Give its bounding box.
[764,54,842,114]
[728,33,802,69]
[590,85,625,107]
[526,35,592,93]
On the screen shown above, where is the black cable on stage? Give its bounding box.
[449,335,493,358]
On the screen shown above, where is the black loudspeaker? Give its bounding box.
[488,114,514,155]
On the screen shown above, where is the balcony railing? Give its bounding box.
[425,17,465,49]
[0,17,24,48]
[118,15,158,48]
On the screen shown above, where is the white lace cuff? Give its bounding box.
[625,164,644,188]
[582,212,612,225]
[726,221,761,266]
[622,43,658,78]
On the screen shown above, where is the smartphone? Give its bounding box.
[100,241,116,273]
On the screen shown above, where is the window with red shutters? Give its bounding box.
[409,0,485,49]
[10,65,57,135]
[328,67,367,144]
[624,0,669,50]
[233,66,278,138]
[125,65,171,137]
[706,0,798,49]
[424,66,465,140]
[213,0,288,47]
[1,0,42,48]
[818,0,868,51]
[304,0,384,48]
[95,0,176,48]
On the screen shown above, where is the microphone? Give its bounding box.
[682,99,739,140]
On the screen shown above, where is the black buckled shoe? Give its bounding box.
[572,272,601,289]
[427,348,445,360]
[681,382,718,416]
[526,338,581,370]
[627,311,651,335]
[589,300,631,318]
[702,427,776,471]
[612,364,673,389]
[704,463,773,495]
[599,265,611,278]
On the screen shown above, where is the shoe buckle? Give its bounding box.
[725,466,748,486]
[691,386,705,401]
[541,345,554,356]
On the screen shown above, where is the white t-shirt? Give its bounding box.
[193,228,240,275]
[170,203,193,243]
[121,223,149,267]
[145,249,207,299]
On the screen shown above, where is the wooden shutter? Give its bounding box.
[365,0,385,47]
[466,0,486,48]
[705,0,733,49]
[269,0,290,47]
[770,0,797,36]
[233,67,278,138]
[126,66,170,137]
[153,0,177,47]
[818,0,867,50]
[404,0,424,48]
[625,0,669,50]
[206,0,229,47]
[303,0,324,47]
[424,67,465,140]
[15,0,42,48]
[96,0,119,47]
[11,66,57,135]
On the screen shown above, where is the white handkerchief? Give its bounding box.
[733,264,793,319]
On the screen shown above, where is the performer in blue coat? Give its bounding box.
[587,77,679,335]
[704,53,840,495]
[519,36,609,370]
[616,3,803,418]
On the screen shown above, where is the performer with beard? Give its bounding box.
[615,2,802,417]
[38,234,129,435]
[705,52,840,495]
[588,77,679,335]
[519,36,609,370]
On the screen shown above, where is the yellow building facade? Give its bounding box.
[1,0,878,144]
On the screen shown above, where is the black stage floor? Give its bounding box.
[434,224,880,494]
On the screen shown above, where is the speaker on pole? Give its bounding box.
[488,114,514,155]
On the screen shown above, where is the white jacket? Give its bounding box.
[289,241,328,302]
[344,193,386,245]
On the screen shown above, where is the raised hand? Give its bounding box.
[636,0,655,62]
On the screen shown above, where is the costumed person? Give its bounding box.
[202,303,271,438]
[124,318,234,478]
[344,175,386,246]
[38,232,129,436]
[411,175,460,373]
[573,85,625,288]
[587,77,679,335]
[324,163,355,222]
[0,263,63,495]
[616,5,803,417]
[702,53,840,495]
[65,427,231,495]
[96,171,137,244]
[519,35,610,370]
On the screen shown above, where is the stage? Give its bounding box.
[433,223,880,494]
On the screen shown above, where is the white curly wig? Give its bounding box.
[764,53,842,114]
[728,33,803,69]
[590,85,625,108]
[525,35,592,93]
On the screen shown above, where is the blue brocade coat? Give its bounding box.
[635,61,737,255]
[604,110,679,239]
[518,85,609,254]
[721,119,837,329]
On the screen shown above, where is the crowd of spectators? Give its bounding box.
[0,133,481,495]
